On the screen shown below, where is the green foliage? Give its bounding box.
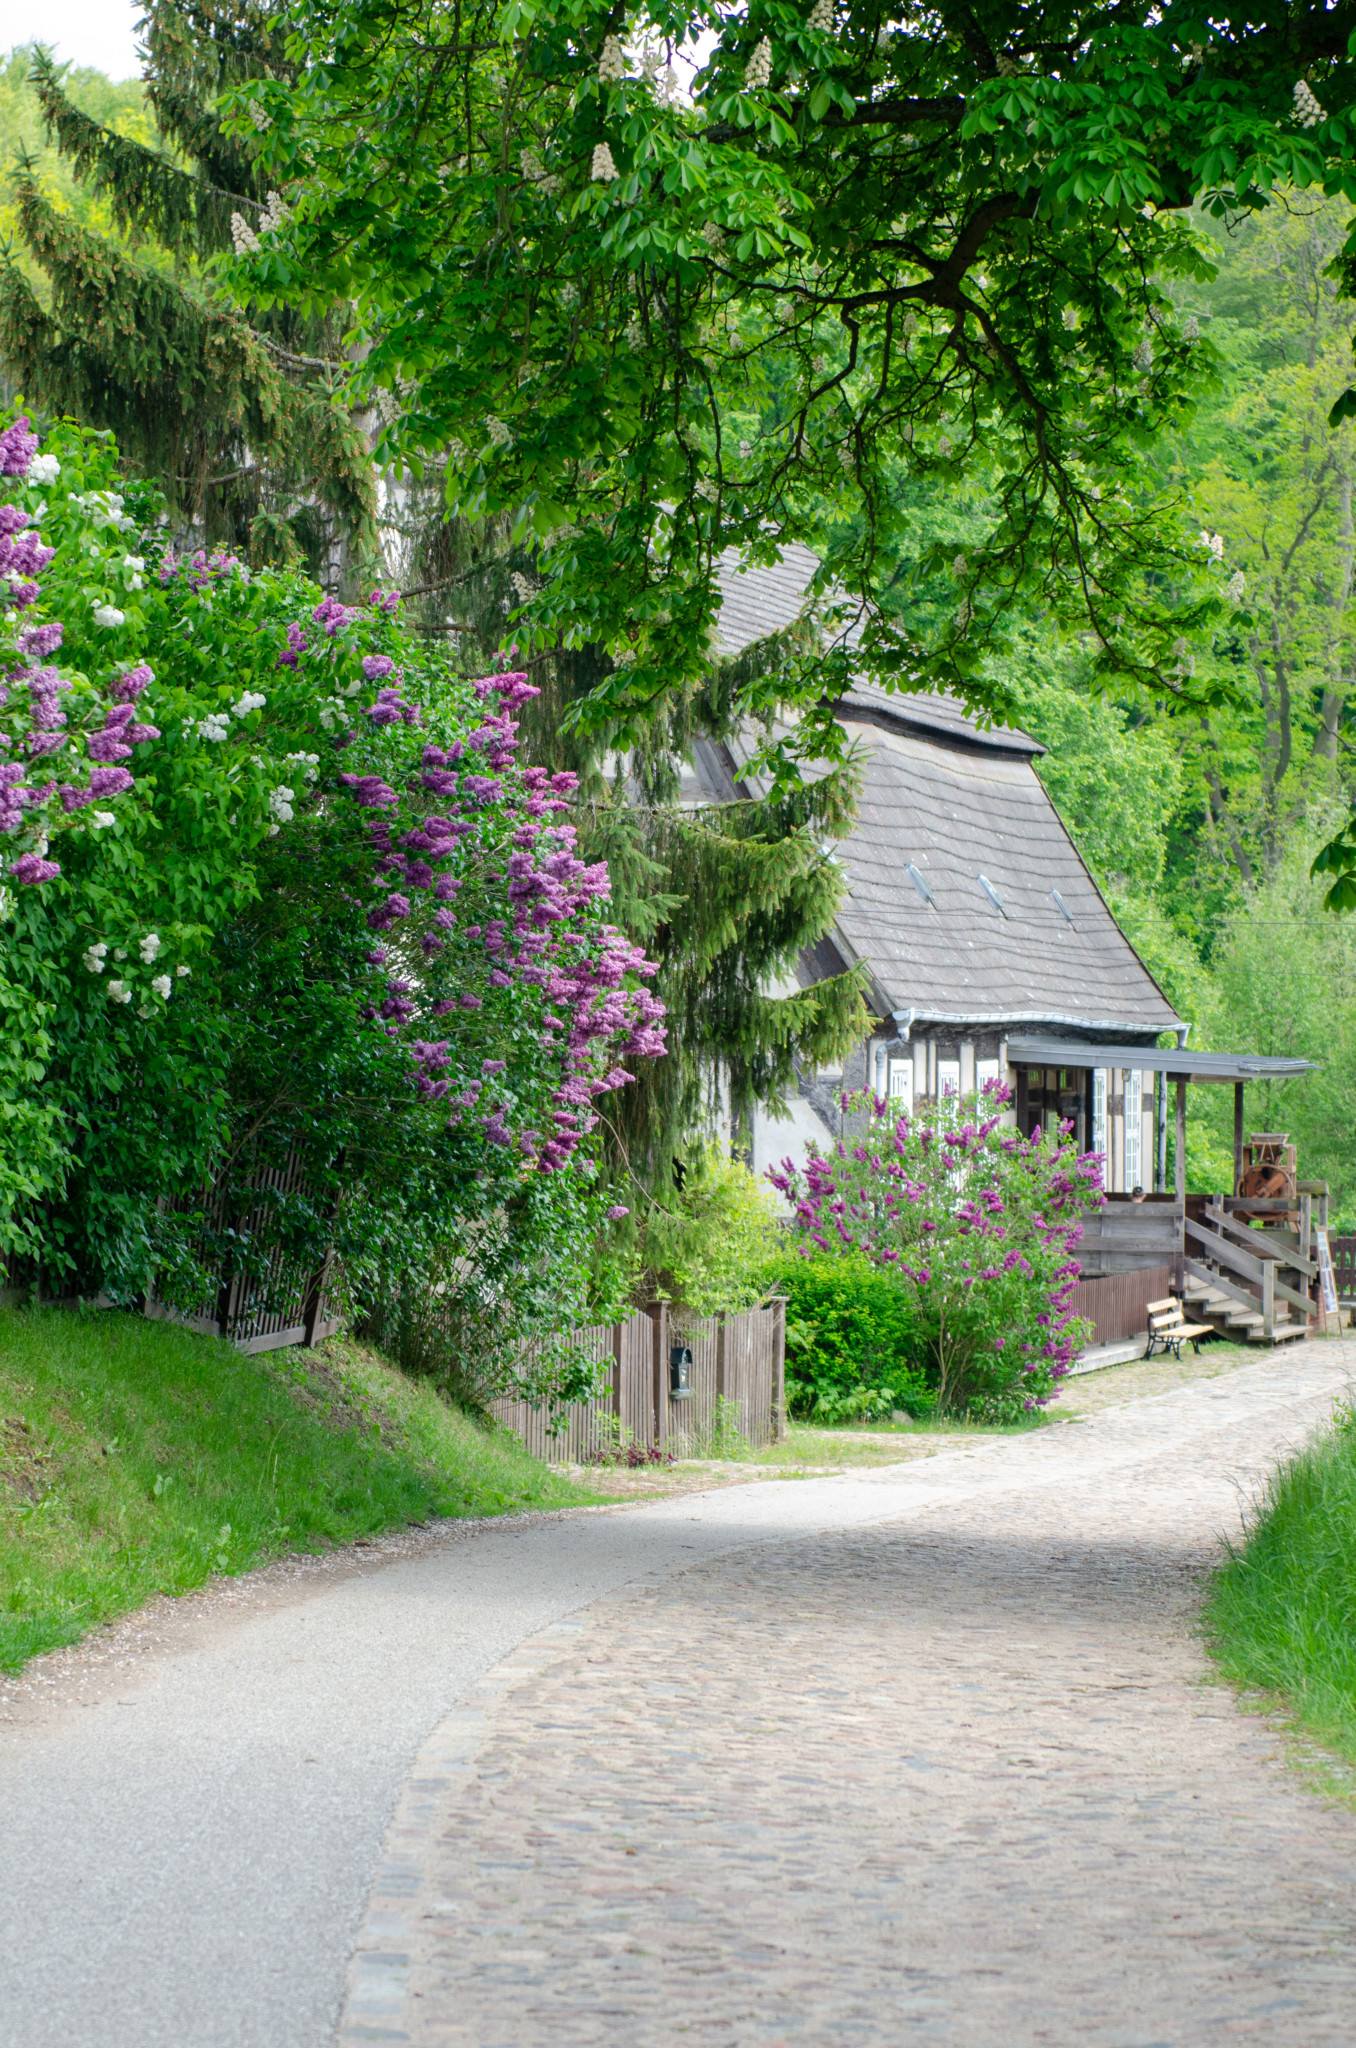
[0,414,641,1384]
[776,1250,932,1422]
[1205,1396,1356,1771]
[0,25,374,570]
[610,1140,785,1314]
[0,1307,597,1671]
[228,0,1345,742]
[582,770,869,1177]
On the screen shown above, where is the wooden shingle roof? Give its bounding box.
[712,547,1182,1041]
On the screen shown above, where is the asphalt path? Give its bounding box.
[1,1348,1350,2048]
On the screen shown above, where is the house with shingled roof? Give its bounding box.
[694,545,1184,1195]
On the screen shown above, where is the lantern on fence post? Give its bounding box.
[669,1343,693,1399]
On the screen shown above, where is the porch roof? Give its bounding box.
[1005,1036,1316,1085]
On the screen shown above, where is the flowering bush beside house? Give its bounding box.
[0,412,663,1393]
[769,1083,1101,1422]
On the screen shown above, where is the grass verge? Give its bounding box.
[0,1306,600,1672]
[1204,1396,1356,1767]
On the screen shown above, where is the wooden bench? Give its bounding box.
[1145,1296,1214,1360]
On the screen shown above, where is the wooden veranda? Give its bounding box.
[1008,1039,1322,1348]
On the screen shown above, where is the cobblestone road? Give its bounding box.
[346,1347,1356,2048]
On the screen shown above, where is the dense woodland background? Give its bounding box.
[3,39,1354,1214]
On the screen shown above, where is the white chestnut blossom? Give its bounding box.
[1294,79,1327,129]
[1225,570,1247,603]
[1200,530,1225,559]
[807,0,835,29]
[231,211,260,256]
[486,416,512,448]
[597,35,626,82]
[591,142,619,182]
[744,37,773,89]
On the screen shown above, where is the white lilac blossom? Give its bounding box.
[90,812,116,829]
[107,979,132,1004]
[590,142,619,182]
[0,417,158,882]
[196,713,231,741]
[139,932,161,964]
[176,963,192,978]
[151,973,172,1001]
[268,785,296,824]
[93,604,125,628]
[234,691,267,716]
[744,37,773,88]
[82,942,108,973]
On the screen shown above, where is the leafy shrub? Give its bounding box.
[608,1141,785,1314]
[0,412,662,1393]
[777,1250,933,1420]
[769,1084,1100,1422]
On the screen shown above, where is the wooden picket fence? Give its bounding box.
[491,1299,788,1463]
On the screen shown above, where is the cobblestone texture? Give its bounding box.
[345,1345,1356,2047]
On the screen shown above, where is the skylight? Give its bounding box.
[906,863,936,907]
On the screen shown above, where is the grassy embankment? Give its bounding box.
[1206,1397,1356,1767]
[0,1306,599,1672]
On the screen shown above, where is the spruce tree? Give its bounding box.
[0,19,373,574]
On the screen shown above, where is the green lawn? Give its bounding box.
[0,1307,599,1671]
[1205,1396,1356,1767]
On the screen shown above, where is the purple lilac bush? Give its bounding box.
[0,415,157,884]
[768,1081,1102,1420]
[0,412,666,1343]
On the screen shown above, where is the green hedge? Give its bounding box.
[777,1252,934,1422]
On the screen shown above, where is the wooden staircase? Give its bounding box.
[1181,1275,1307,1346]
[1181,1195,1317,1347]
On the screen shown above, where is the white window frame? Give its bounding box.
[1093,1069,1108,1175]
[887,1058,914,1113]
[1124,1070,1142,1192]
